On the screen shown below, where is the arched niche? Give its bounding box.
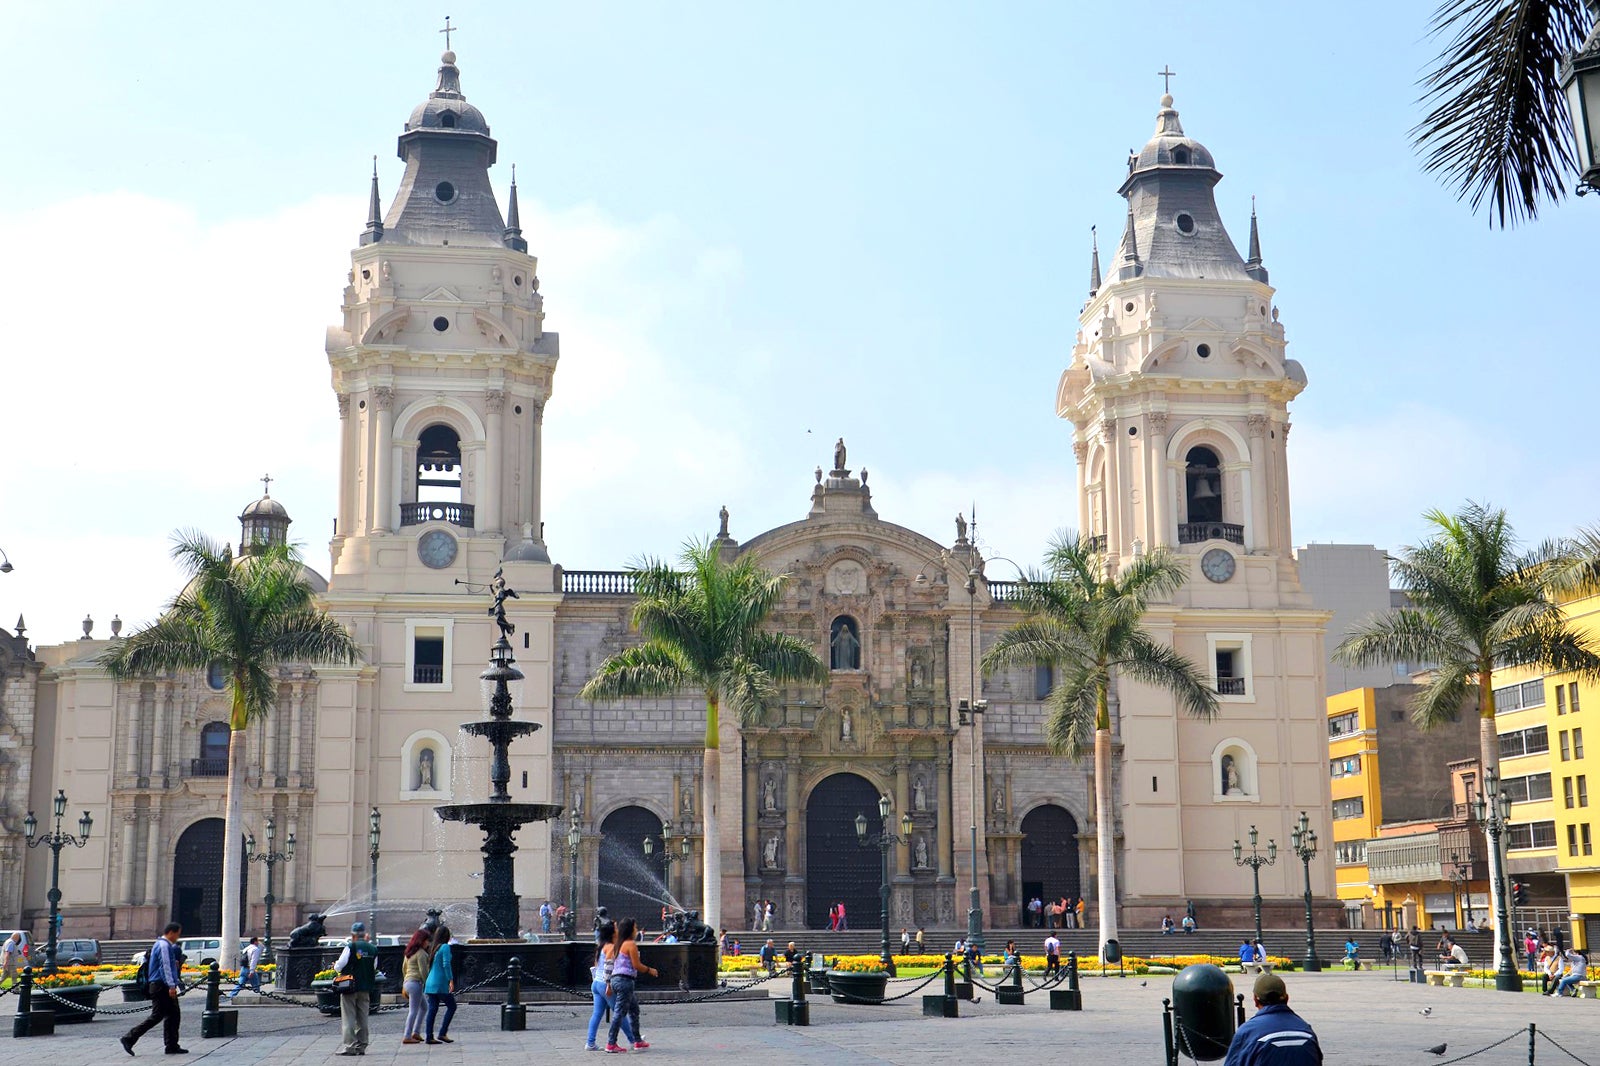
[829,615,862,671]
[1211,737,1259,802]
[400,729,452,799]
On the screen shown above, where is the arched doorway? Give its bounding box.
[598,806,666,922]
[805,773,881,929]
[1020,805,1081,924]
[171,818,247,936]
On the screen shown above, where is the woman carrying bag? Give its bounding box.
[605,918,657,1054]
[400,927,433,1045]
[424,925,457,1045]
[585,920,635,1051]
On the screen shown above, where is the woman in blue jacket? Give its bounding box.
[424,925,456,1045]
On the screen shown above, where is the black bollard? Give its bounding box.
[501,957,526,1031]
[997,956,1026,1005]
[200,961,238,1038]
[922,953,959,1018]
[12,966,55,1037]
[1050,950,1082,1011]
[1161,998,1178,1066]
[775,952,809,1025]
[954,953,974,1001]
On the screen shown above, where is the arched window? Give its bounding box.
[829,616,861,671]
[206,661,227,691]
[417,424,463,503]
[439,110,457,128]
[1184,446,1223,524]
[193,722,230,777]
[1034,664,1054,701]
[1172,145,1191,165]
[1212,738,1259,800]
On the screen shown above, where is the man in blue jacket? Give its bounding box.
[121,922,186,1056]
[1223,973,1322,1065]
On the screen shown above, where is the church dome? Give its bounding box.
[240,494,289,520]
[404,53,491,135]
[1129,94,1216,174]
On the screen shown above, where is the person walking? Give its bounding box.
[763,900,774,932]
[914,927,925,953]
[399,927,433,1045]
[1074,896,1085,929]
[424,925,457,1045]
[228,936,262,998]
[900,928,911,955]
[540,901,553,934]
[1223,973,1322,1066]
[332,921,377,1056]
[1406,928,1423,973]
[1028,896,1043,928]
[586,919,633,1051]
[836,901,846,931]
[607,917,658,1053]
[827,903,837,932]
[121,922,186,1057]
[3,931,24,988]
[1378,931,1394,965]
[1044,932,1061,976]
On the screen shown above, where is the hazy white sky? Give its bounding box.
[3,0,1597,645]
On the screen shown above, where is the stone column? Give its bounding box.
[143,808,162,904]
[288,683,305,789]
[286,816,300,903]
[1247,413,1270,551]
[262,690,278,787]
[894,751,911,878]
[783,755,802,873]
[151,684,171,787]
[483,389,505,534]
[743,753,760,876]
[1148,412,1170,548]
[1073,440,1090,536]
[1101,416,1122,558]
[529,401,546,541]
[1280,423,1294,548]
[123,690,141,778]
[119,812,138,905]
[335,394,352,539]
[371,386,395,534]
[936,752,953,878]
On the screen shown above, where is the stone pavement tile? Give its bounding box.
[15,972,1597,1066]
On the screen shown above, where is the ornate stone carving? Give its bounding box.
[336,394,351,418]
[826,560,866,596]
[1147,412,1168,434]
[485,389,506,414]
[1100,416,1116,440]
[1246,413,1268,437]
[1072,440,1088,463]
[371,386,394,412]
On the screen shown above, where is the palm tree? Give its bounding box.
[1412,0,1594,226]
[103,532,359,971]
[981,532,1218,959]
[579,539,826,933]
[1334,502,1600,966]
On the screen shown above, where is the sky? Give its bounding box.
[2,0,1598,645]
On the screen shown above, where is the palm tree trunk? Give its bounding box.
[702,696,722,934]
[218,726,246,973]
[1094,724,1118,957]
[1478,695,1506,973]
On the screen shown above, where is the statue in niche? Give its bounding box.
[914,836,929,869]
[913,776,928,812]
[763,834,781,869]
[1222,754,1243,796]
[993,787,1005,812]
[762,777,778,813]
[840,707,853,741]
[417,748,435,790]
[572,787,583,814]
[910,657,925,689]
[681,790,694,815]
[834,437,847,472]
[830,618,861,669]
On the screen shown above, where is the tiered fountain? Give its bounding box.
[434,581,563,939]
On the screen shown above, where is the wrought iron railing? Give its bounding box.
[562,570,639,595]
[189,757,228,777]
[1178,522,1244,545]
[399,501,475,528]
[412,665,444,684]
[1087,534,1107,552]
[1217,677,1247,696]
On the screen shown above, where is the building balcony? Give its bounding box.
[412,665,444,685]
[399,501,475,528]
[1178,522,1244,545]
[1367,830,1441,885]
[189,757,229,778]
[1217,677,1247,696]
[1087,534,1107,552]
[562,570,639,595]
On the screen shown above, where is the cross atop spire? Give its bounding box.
[1157,65,1176,94]
[261,474,273,496]
[439,15,458,50]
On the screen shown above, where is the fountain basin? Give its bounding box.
[460,720,541,742]
[435,801,566,825]
[278,941,719,993]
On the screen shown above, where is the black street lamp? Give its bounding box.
[1449,851,1475,930]
[959,566,990,956]
[855,793,914,973]
[23,789,92,975]
[244,815,295,964]
[368,807,382,938]
[1232,825,1276,949]
[643,819,690,914]
[1560,8,1600,195]
[1289,811,1320,972]
[565,817,582,939]
[1471,768,1523,992]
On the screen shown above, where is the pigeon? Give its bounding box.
[1140,980,1148,987]
[1423,1043,1447,1056]
[1419,1006,1432,1016]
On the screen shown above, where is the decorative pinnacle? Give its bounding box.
[362,157,384,244]
[1088,224,1102,295]
[1245,195,1269,282]
[504,163,527,253]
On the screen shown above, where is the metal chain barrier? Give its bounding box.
[1539,1027,1596,1066]
[827,969,943,1005]
[1420,1028,1529,1066]
[33,988,159,1017]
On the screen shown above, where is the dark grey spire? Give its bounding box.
[360,156,384,246]
[1116,202,1142,280]
[503,164,527,253]
[1089,225,1102,296]
[1244,196,1268,283]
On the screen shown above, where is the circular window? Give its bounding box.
[358,399,366,410]
[1175,213,1196,234]
[206,661,227,691]
[433,316,450,332]
[513,404,523,415]
[361,268,371,280]
[513,275,523,287]
[1196,343,1212,359]
[1125,301,1135,313]
[1127,426,1138,437]
[435,181,457,204]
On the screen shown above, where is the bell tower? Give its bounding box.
[326,47,557,588]
[1057,92,1332,927]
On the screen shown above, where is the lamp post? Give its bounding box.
[643,819,690,917]
[960,563,988,955]
[566,817,581,939]
[1472,768,1523,992]
[0,547,13,573]
[855,794,914,972]
[368,807,381,939]
[1232,825,1276,948]
[1560,7,1600,195]
[1289,811,1320,972]
[244,815,295,964]
[1449,851,1475,930]
[23,789,92,975]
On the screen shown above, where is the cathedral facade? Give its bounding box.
[0,57,1330,941]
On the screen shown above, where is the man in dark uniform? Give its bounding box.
[1224,973,1322,1065]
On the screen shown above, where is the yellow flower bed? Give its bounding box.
[34,972,96,989]
[720,955,766,973]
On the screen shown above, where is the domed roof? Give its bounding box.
[1130,94,1216,174]
[404,52,491,135]
[240,493,289,520]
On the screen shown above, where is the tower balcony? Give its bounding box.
[400,502,475,529]
[1177,522,1243,546]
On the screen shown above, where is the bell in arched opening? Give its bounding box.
[417,423,463,503]
[1184,446,1223,524]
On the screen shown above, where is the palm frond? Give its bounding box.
[1410,659,1476,728]
[1334,608,1466,669]
[1041,661,1102,760]
[981,620,1086,674]
[1412,0,1592,227]
[1113,634,1220,722]
[578,643,692,702]
[745,631,827,686]
[719,655,779,726]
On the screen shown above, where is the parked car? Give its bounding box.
[318,934,405,948]
[133,937,249,967]
[55,938,100,966]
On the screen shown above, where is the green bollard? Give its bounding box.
[922,953,959,1018]
[201,961,238,1038]
[12,967,56,1037]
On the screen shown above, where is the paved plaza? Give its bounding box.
[15,971,1598,1066]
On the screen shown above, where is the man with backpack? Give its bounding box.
[121,922,185,1056]
[332,922,378,1056]
[229,936,263,998]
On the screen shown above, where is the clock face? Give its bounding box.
[1200,548,1236,583]
[417,529,458,570]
